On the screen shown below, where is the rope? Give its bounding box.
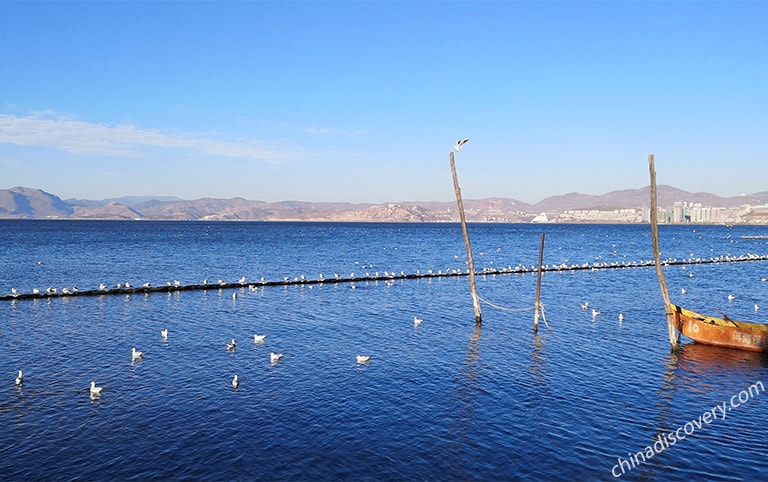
[477,295,536,313]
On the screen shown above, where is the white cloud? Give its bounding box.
[302,125,366,137]
[0,114,291,161]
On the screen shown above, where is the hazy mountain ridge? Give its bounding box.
[2,185,768,222]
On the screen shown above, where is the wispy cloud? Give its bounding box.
[0,114,290,161]
[302,125,366,137]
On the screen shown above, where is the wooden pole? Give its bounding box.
[533,233,545,333]
[450,151,482,325]
[649,154,680,349]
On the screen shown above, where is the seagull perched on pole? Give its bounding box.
[454,138,470,152]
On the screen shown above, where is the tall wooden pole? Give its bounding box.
[649,154,680,349]
[450,151,482,325]
[533,233,545,333]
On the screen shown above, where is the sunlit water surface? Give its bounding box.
[2,221,768,481]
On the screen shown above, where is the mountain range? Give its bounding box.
[2,185,768,223]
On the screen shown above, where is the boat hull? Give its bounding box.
[670,303,768,352]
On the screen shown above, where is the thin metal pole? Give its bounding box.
[450,151,482,325]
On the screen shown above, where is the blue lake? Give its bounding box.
[2,221,768,480]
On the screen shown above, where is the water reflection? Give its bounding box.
[447,323,482,478]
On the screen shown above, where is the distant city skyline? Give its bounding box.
[1,2,766,204]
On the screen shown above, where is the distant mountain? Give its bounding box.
[0,186,73,218]
[2,185,768,222]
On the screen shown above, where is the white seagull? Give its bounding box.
[413,316,423,327]
[580,302,589,310]
[270,352,283,363]
[356,355,371,364]
[454,138,470,152]
[131,347,144,360]
[254,334,266,343]
[592,309,601,318]
[15,370,23,386]
[161,329,169,340]
[90,381,103,397]
[755,304,760,312]
[728,294,736,301]
[226,339,237,351]
[618,313,625,322]
[232,374,239,389]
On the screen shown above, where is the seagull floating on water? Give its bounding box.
[131,347,144,360]
[681,288,688,294]
[270,352,283,363]
[728,294,736,301]
[618,313,625,321]
[15,370,23,386]
[254,334,266,343]
[454,138,470,152]
[592,309,601,318]
[226,339,237,351]
[580,302,589,310]
[90,381,103,397]
[161,329,169,340]
[755,304,760,312]
[232,374,239,389]
[413,316,423,327]
[356,355,371,364]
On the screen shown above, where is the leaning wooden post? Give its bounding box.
[649,154,680,349]
[450,151,482,325]
[533,233,545,333]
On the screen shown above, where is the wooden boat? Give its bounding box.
[648,154,768,352]
[669,303,768,352]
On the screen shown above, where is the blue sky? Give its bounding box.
[1,1,766,204]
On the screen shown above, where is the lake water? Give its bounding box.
[2,220,768,481]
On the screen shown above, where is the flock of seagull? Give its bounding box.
[11,321,394,398]
[6,251,768,303]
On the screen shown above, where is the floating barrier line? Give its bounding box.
[3,253,768,302]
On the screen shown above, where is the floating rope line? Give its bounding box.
[4,252,768,302]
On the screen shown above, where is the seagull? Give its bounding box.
[453,138,470,152]
[90,381,103,397]
[270,352,283,363]
[131,347,144,360]
[356,355,371,364]
[728,294,736,301]
[32,288,40,295]
[239,276,246,284]
[755,304,760,312]
[592,309,601,318]
[232,374,239,389]
[681,288,688,294]
[618,313,625,322]
[15,370,23,386]
[226,339,237,351]
[11,288,19,297]
[143,282,151,288]
[254,334,266,343]
[580,302,589,310]
[161,329,169,340]
[413,316,423,327]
